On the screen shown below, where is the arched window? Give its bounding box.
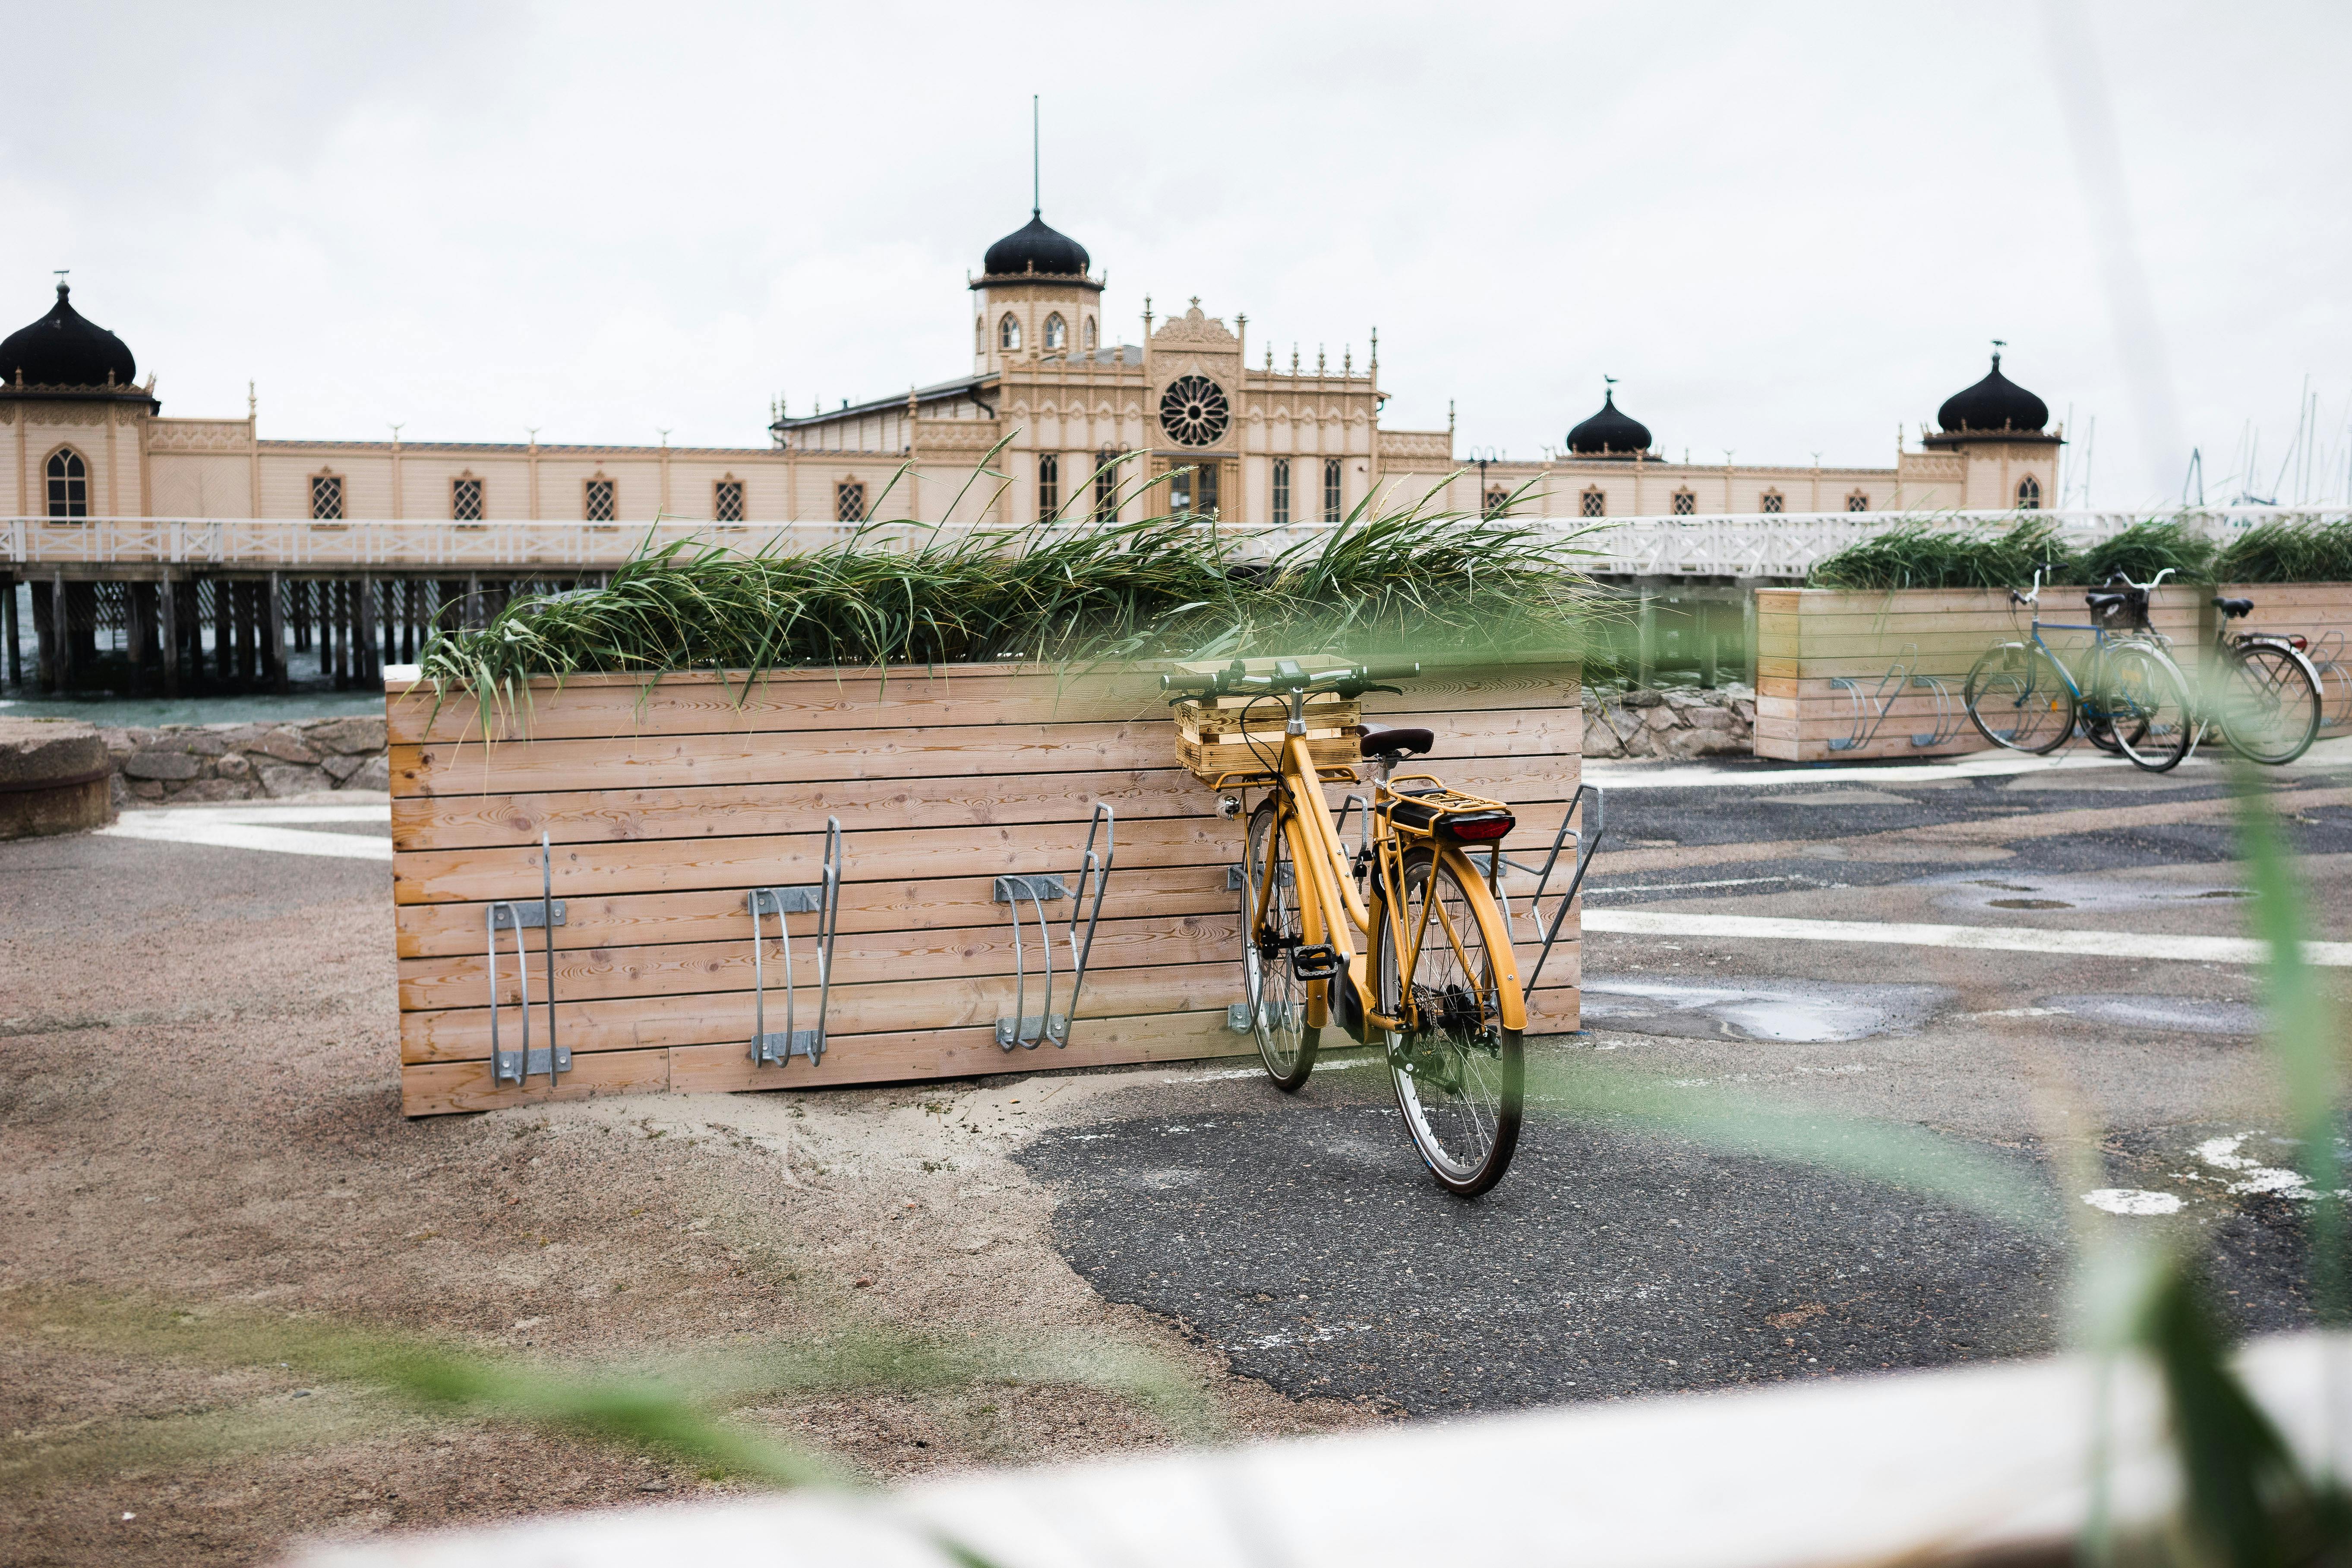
[1581,486,1607,518]
[1043,313,1067,352]
[1271,458,1291,525]
[1322,458,1343,522]
[1670,488,1696,516]
[1083,316,1098,353]
[1846,490,1870,512]
[1037,452,1061,520]
[999,313,1022,352]
[974,316,983,353]
[1093,449,1120,521]
[1760,489,1785,514]
[1483,486,1509,520]
[2016,474,2041,510]
[44,448,88,518]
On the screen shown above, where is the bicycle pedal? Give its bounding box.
[1288,944,1341,981]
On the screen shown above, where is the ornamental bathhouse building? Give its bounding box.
[5,209,2062,530]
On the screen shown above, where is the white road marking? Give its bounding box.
[2083,1189,2184,1216]
[1582,909,2352,967]
[1583,734,2352,791]
[98,814,391,861]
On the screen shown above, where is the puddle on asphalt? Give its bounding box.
[1581,977,1948,1043]
[1929,873,2250,915]
[2036,994,2264,1036]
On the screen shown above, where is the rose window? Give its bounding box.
[1158,375,1229,447]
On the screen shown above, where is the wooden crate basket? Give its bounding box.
[388,658,1586,1117]
[1171,692,1362,781]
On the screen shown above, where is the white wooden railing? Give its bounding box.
[5,507,2344,578]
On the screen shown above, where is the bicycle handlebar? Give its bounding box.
[2105,566,2176,593]
[2011,566,2046,608]
[1160,658,1421,698]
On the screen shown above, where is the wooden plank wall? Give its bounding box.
[2216,582,2352,736]
[388,661,1586,1116]
[1755,587,2202,763]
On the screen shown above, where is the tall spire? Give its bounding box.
[1031,95,1041,217]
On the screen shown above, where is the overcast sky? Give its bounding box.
[6,1,2346,507]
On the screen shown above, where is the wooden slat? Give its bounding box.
[399,1044,671,1116]
[392,710,1585,798]
[389,663,1586,746]
[662,1010,1251,1096]
[390,751,1585,852]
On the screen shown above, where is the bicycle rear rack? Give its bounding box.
[1826,644,1966,751]
[1469,784,1604,994]
[995,803,1115,1049]
[746,817,844,1069]
[487,832,568,1087]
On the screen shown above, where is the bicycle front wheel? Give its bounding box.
[2215,642,2323,765]
[1373,848,1523,1196]
[1966,643,2074,753]
[2103,644,2195,772]
[1242,799,1319,1090]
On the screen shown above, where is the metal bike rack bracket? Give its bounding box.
[487,832,569,1087]
[1469,784,1605,995]
[995,804,1115,1050]
[748,817,843,1069]
[1226,862,1295,892]
[1825,644,1962,751]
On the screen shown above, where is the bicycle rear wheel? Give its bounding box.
[2215,642,2322,765]
[1966,644,2074,753]
[1242,799,1318,1090]
[2103,644,2194,772]
[1373,847,1522,1196]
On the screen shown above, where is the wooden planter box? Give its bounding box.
[388,659,1586,1116]
[1754,586,2201,763]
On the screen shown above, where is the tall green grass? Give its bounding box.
[415,476,1598,711]
[2214,518,2352,584]
[1811,517,2222,591]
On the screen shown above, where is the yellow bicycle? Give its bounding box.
[1164,658,1528,1195]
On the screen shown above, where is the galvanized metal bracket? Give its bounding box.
[1226,1002,1253,1032]
[487,833,568,1087]
[748,820,843,1069]
[1480,784,1605,996]
[995,804,1115,1051]
[1227,862,1295,892]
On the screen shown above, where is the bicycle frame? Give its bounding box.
[1226,692,1526,1041]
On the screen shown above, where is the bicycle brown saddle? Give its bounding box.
[2213,596,2254,618]
[1357,723,1434,760]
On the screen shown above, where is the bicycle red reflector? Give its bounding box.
[2292,636,2309,650]
[1445,814,1515,841]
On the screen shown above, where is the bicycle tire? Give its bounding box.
[1966,643,2074,754]
[1373,847,1523,1196]
[1241,798,1319,1090]
[2215,641,2323,765]
[2103,644,2194,773]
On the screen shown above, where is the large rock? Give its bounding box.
[122,749,206,782]
[0,718,115,839]
[306,716,388,754]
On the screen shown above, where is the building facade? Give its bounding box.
[3,213,2063,531]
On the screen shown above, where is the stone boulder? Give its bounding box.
[0,718,115,839]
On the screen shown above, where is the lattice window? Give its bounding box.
[1092,449,1119,521]
[1323,458,1343,522]
[1671,488,1696,516]
[714,479,745,522]
[1271,458,1291,525]
[1044,313,1067,352]
[999,313,1021,352]
[584,478,617,522]
[1847,490,1870,512]
[2016,474,2041,510]
[451,476,483,521]
[1159,375,1230,448]
[309,473,344,521]
[1580,486,1606,518]
[836,481,865,523]
[1484,486,1509,520]
[1037,452,1060,521]
[1760,489,1784,514]
[44,448,88,518]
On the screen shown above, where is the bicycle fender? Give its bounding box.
[1436,844,1528,1033]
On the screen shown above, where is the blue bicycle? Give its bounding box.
[1964,568,2196,772]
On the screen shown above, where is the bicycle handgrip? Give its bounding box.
[1361,660,1421,681]
[1160,671,1219,694]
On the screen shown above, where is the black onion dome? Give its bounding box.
[2,283,137,388]
[982,211,1090,278]
[1937,352,2048,434]
[1566,389,1652,456]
